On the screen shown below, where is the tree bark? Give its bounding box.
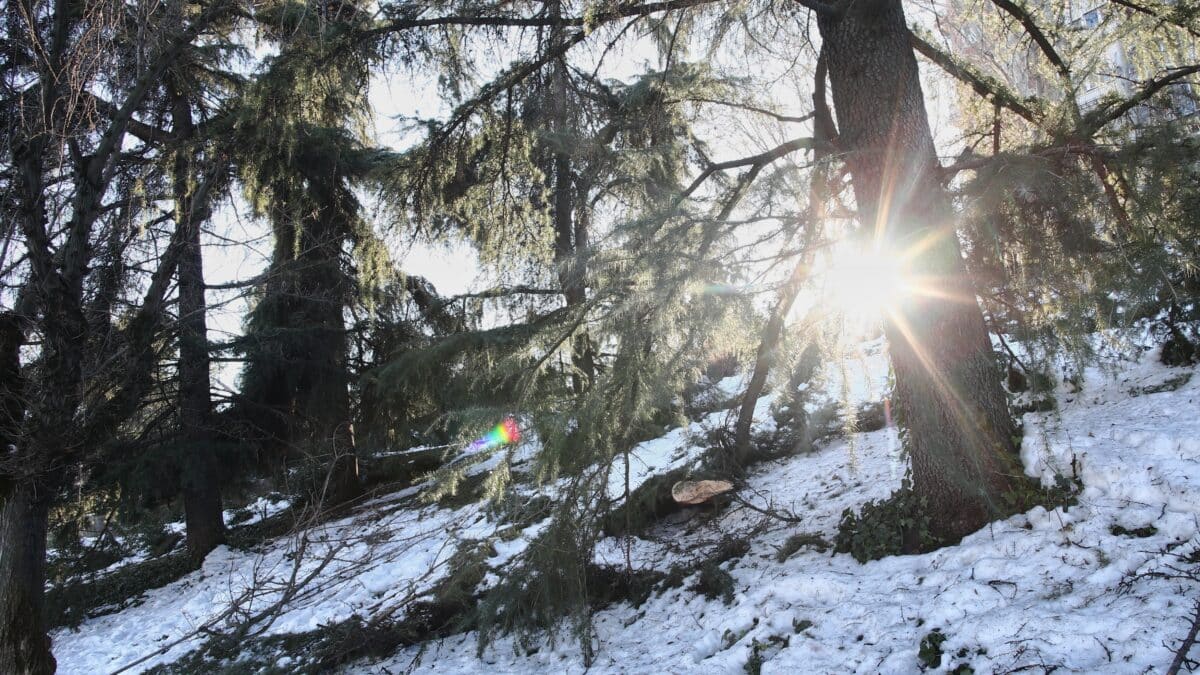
[0,482,54,675]
[170,81,226,563]
[816,0,1016,543]
[0,313,55,675]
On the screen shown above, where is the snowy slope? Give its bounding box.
[52,348,1200,674]
[364,353,1200,674]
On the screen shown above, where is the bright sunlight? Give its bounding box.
[818,242,911,322]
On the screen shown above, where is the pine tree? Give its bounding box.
[1,0,235,667]
[169,74,228,563]
[235,1,386,506]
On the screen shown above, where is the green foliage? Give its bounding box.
[693,562,736,604]
[835,477,937,563]
[743,635,791,675]
[1110,523,1158,538]
[775,532,831,562]
[1003,468,1081,517]
[473,494,604,659]
[918,629,947,670]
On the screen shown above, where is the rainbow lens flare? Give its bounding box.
[469,417,521,451]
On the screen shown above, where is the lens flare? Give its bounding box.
[819,243,910,320]
[469,417,521,451]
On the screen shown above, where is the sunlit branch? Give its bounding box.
[989,0,1071,80]
[910,33,1040,124]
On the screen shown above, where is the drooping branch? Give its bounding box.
[365,0,723,37]
[1107,0,1200,39]
[671,97,815,123]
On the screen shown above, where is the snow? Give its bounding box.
[52,341,1200,674]
[50,493,539,673]
[224,494,292,527]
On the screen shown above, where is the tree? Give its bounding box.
[800,0,1020,542]
[235,4,384,506]
[169,75,228,562]
[1,0,230,666]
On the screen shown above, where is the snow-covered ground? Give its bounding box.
[52,344,1200,674]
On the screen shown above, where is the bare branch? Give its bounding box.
[989,0,1071,79]
[1168,601,1200,674]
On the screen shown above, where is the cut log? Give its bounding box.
[671,480,734,505]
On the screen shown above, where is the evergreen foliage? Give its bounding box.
[2,0,1199,669]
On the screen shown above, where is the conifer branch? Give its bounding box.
[680,136,819,202]
[1106,0,1200,39]
[910,33,1040,124]
[365,0,723,37]
[668,97,815,123]
[1082,65,1200,132]
[989,0,1071,80]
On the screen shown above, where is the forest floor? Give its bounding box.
[52,334,1200,674]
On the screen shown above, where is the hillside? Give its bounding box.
[49,339,1200,674]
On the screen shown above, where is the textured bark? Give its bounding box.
[170,82,226,563]
[0,484,54,675]
[0,314,54,674]
[816,0,1016,542]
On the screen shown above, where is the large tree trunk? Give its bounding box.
[552,150,595,395]
[816,0,1016,543]
[241,169,360,507]
[170,83,226,563]
[0,314,55,675]
[289,190,359,507]
[0,483,54,675]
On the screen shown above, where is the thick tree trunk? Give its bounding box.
[296,205,359,508]
[0,483,54,675]
[171,83,226,563]
[0,314,54,674]
[553,150,594,395]
[816,0,1016,543]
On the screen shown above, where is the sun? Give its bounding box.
[818,242,910,321]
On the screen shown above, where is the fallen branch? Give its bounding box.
[1168,600,1200,674]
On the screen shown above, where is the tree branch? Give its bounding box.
[910,32,1040,124]
[365,0,723,37]
[679,136,818,203]
[1083,65,1200,132]
[989,0,1070,79]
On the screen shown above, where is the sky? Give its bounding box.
[198,5,970,392]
